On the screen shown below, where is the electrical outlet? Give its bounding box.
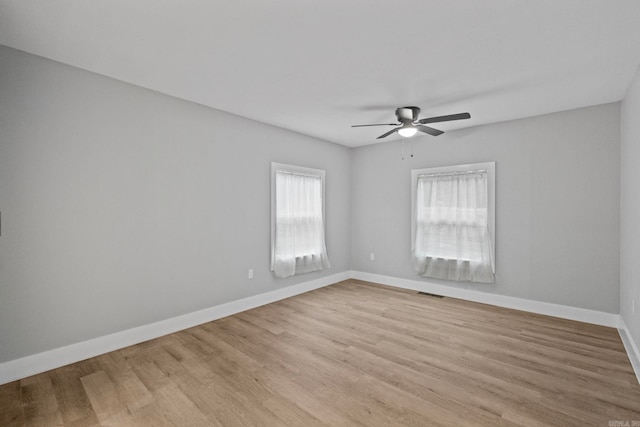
[248,268,254,279]
[370,252,375,261]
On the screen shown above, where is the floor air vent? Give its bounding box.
[417,291,444,298]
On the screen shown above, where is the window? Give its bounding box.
[411,162,495,283]
[271,163,330,278]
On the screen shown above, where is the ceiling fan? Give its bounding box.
[352,106,470,139]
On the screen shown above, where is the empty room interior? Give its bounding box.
[2,1,640,426]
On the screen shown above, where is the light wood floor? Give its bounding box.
[1,279,640,426]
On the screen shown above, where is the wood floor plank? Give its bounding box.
[80,371,127,424]
[21,374,63,427]
[95,352,154,413]
[49,364,100,426]
[120,401,172,426]
[0,380,24,427]
[1,279,639,426]
[152,384,211,427]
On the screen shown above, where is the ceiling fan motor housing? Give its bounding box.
[396,106,420,122]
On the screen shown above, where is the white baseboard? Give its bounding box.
[0,271,350,386]
[618,317,640,385]
[0,269,629,386]
[350,271,620,328]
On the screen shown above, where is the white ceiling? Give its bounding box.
[1,1,640,147]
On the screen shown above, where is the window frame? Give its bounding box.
[270,162,327,271]
[411,161,496,272]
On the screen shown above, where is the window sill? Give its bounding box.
[420,255,479,263]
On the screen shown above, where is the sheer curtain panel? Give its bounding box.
[271,164,330,278]
[412,166,495,283]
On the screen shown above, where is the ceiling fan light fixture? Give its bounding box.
[398,125,418,138]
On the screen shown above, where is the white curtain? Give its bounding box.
[273,171,330,278]
[412,170,495,283]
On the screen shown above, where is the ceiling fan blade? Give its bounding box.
[418,112,471,124]
[417,125,444,136]
[376,127,399,139]
[351,123,398,127]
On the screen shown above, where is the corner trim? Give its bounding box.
[0,271,350,386]
[350,271,619,327]
[618,317,640,385]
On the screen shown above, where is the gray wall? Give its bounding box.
[621,66,640,346]
[351,103,620,313]
[0,46,351,363]
[0,43,627,366]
